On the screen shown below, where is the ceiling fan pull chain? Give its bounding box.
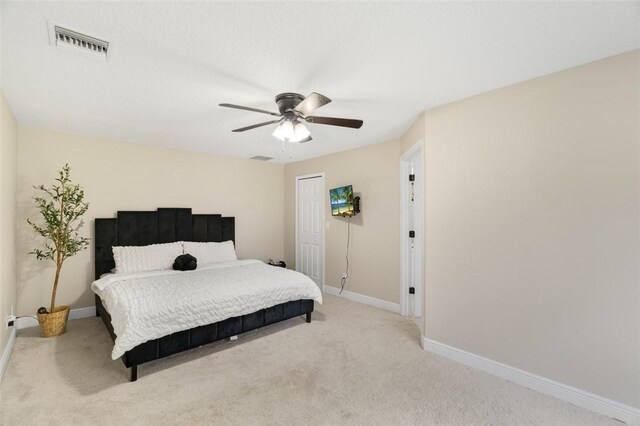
[282,140,285,152]
[289,142,293,159]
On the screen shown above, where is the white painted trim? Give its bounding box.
[0,328,16,381]
[400,139,425,320]
[15,306,96,330]
[295,172,326,290]
[422,337,640,425]
[324,285,400,314]
[400,160,409,316]
[69,306,96,320]
[15,316,38,330]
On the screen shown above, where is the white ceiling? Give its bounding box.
[2,2,638,163]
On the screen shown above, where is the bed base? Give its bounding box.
[95,294,314,382]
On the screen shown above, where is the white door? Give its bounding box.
[297,175,324,288]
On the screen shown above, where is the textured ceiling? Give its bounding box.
[2,2,638,163]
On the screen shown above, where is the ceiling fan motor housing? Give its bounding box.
[275,92,305,117]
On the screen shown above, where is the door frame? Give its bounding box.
[295,172,326,291]
[400,140,425,318]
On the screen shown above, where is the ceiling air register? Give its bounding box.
[48,23,110,61]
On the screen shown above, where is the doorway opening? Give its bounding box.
[295,173,325,290]
[400,141,424,333]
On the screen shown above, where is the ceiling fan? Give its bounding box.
[219,92,363,143]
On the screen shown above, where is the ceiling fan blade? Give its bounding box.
[298,135,313,143]
[294,92,332,116]
[232,120,281,132]
[220,103,281,117]
[305,116,363,129]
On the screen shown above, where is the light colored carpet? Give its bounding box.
[1,295,617,425]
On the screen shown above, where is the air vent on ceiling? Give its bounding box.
[250,156,274,161]
[48,22,110,61]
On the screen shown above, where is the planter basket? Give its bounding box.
[37,306,70,337]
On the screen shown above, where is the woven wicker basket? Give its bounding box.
[37,306,70,337]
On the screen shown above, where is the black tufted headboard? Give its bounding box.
[94,208,235,279]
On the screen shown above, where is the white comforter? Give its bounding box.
[91,259,323,359]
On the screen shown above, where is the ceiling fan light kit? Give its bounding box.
[220,92,363,150]
[273,120,310,143]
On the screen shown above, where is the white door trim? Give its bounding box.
[400,140,425,318]
[295,172,326,290]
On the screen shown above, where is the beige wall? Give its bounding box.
[16,128,285,314]
[0,89,18,355]
[423,50,640,407]
[284,139,401,304]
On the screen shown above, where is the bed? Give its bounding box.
[93,208,321,381]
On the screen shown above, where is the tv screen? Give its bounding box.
[330,185,355,216]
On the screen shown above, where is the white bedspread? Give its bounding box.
[91,259,323,359]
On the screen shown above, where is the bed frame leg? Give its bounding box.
[130,366,138,382]
[306,312,311,323]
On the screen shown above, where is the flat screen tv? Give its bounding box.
[330,185,355,217]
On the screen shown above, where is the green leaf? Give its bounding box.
[27,164,90,266]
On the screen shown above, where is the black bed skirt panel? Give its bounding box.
[95,295,313,368]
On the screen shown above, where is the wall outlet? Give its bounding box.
[6,314,16,328]
[5,305,14,328]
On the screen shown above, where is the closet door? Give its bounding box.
[297,175,324,288]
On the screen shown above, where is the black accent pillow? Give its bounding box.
[173,254,197,271]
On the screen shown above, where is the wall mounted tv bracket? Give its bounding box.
[353,196,360,214]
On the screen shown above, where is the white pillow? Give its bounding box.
[183,240,237,264]
[112,242,183,274]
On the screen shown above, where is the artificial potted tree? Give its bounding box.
[27,164,89,337]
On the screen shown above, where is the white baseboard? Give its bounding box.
[68,306,97,321]
[15,306,96,330]
[422,337,640,425]
[323,285,400,314]
[0,328,17,381]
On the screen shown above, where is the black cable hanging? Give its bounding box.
[340,216,351,294]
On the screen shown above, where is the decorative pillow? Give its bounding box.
[112,242,183,274]
[173,254,197,271]
[182,240,237,264]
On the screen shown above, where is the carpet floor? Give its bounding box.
[1,294,617,425]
